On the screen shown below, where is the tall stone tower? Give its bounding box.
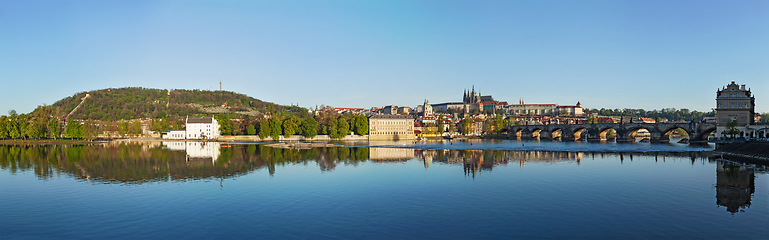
[716,81,755,137]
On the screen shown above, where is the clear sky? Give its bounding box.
[1,0,767,115]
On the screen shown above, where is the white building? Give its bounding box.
[186,117,220,139]
[162,130,187,140]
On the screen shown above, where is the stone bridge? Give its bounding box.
[503,122,717,143]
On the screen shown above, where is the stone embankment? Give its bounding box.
[714,142,769,163]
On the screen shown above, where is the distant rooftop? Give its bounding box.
[187,117,213,124]
[369,115,413,119]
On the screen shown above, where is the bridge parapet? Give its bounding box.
[504,122,716,144]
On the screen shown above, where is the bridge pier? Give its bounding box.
[539,130,553,140]
[520,130,535,140]
[650,133,669,143]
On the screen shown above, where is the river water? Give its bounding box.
[1,140,767,239]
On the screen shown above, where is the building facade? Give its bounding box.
[716,81,756,138]
[186,117,221,139]
[162,130,187,139]
[368,115,416,140]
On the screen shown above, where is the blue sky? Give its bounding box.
[1,0,767,115]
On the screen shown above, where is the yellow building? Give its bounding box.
[368,115,416,141]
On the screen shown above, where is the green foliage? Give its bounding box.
[47,119,60,139]
[119,120,129,136]
[48,87,303,121]
[64,121,83,139]
[328,117,339,139]
[25,120,46,139]
[150,118,171,133]
[0,116,8,139]
[8,118,20,139]
[247,125,256,135]
[725,119,741,137]
[282,116,300,137]
[353,116,368,135]
[301,117,318,139]
[215,113,235,135]
[16,114,30,139]
[437,115,445,134]
[337,117,349,138]
[83,120,100,141]
[259,120,270,139]
[270,117,282,141]
[131,121,142,136]
[461,117,471,135]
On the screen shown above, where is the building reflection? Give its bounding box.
[416,149,584,178]
[369,148,414,162]
[715,161,755,214]
[163,142,221,165]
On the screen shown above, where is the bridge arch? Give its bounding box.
[661,126,690,142]
[572,127,588,141]
[624,126,657,142]
[550,128,563,140]
[598,127,619,141]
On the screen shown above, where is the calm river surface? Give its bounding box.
[1,140,767,239]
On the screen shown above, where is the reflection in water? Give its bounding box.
[716,161,755,214]
[163,142,221,165]
[416,150,584,178]
[369,148,414,161]
[2,143,766,216]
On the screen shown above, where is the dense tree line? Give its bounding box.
[215,108,369,140]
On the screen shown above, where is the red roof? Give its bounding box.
[509,104,557,107]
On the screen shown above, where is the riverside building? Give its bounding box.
[368,115,416,141]
[716,81,761,138]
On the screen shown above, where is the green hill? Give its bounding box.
[51,87,302,121]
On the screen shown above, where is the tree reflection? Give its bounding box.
[0,143,376,184]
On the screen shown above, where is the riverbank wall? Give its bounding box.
[714,142,769,163]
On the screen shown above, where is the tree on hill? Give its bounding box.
[48,87,301,121]
[247,125,256,135]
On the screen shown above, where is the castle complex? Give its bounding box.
[427,86,582,116]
